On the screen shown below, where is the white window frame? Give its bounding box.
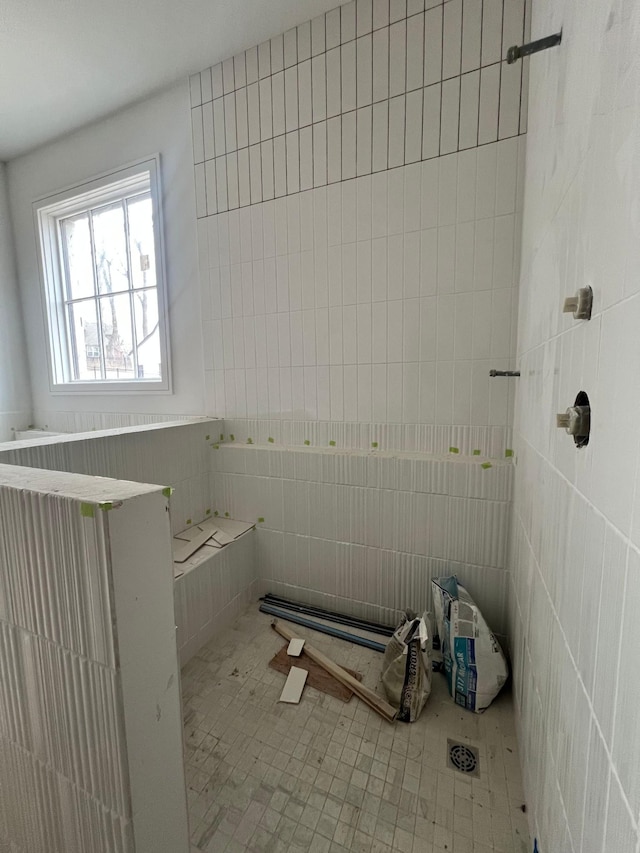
[34,156,172,394]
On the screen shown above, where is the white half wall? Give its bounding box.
[0,464,189,853]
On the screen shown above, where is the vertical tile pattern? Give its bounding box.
[0,467,188,853]
[509,0,640,851]
[190,0,523,216]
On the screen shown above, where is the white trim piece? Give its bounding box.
[279,665,308,703]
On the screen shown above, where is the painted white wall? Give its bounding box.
[0,162,31,440]
[7,82,204,426]
[510,0,640,850]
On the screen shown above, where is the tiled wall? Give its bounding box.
[212,443,513,632]
[0,465,188,853]
[0,419,217,535]
[193,0,528,455]
[509,0,640,850]
[175,531,258,664]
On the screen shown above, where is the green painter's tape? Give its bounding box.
[229,434,235,441]
[80,503,95,518]
[258,517,265,523]
[186,518,192,525]
[268,437,275,443]
[481,462,492,470]
[224,512,230,518]
[162,487,174,498]
[205,434,210,441]
[329,440,336,447]
[98,502,113,512]
[505,449,514,458]
[206,508,211,515]
[212,443,219,449]
[371,442,379,449]
[304,439,311,446]
[247,438,253,444]
[449,447,459,454]
[214,511,219,517]
[220,433,224,441]
[473,449,481,456]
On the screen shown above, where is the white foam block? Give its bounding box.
[287,638,305,656]
[279,666,308,703]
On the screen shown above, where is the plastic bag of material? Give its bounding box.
[431,576,508,713]
[381,611,432,722]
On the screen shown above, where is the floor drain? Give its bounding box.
[447,739,480,777]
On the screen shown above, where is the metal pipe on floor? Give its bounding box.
[261,594,394,637]
[258,603,387,653]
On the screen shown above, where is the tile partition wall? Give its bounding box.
[0,465,189,853]
[0,419,216,536]
[194,0,529,456]
[508,0,640,850]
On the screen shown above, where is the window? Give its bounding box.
[35,157,171,392]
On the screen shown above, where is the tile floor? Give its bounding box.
[181,607,531,853]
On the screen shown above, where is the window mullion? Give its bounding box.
[88,211,106,380]
[122,199,139,379]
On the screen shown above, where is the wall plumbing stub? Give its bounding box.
[563,286,593,320]
[557,391,591,447]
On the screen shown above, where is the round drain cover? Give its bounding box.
[449,743,478,774]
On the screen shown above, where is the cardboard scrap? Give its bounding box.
[172,516,255,565]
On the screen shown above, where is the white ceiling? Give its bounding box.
[0,0,345,161]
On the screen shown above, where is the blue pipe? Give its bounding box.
[259,603,387,653]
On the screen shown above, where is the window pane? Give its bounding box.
[61,214,94,300]
[92,202,130,295]
[127,195,157,289]
[133,289,161,379]
[68,299,101,380]
[98,293,135,380]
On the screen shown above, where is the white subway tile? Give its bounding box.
[271,72,286,137]
[213,97,226,155]
[326,7,342,50]
[405,89,424,163]
[342,40,357,112]
[342,111,357,179]
[388,95,406,168]
[406,12,425,91]
[389,0,407,24]
[298,20,311,62]
[260,140,274,201]
[459,71,480,149]
[313,122,328,186]
[285,66,299,133]
[462,0,482,72]
[356,34,373,107]
[326,47,342,117]
[478,64,500,144]
[389,20,407,97]
[224,93,237,153]
[273,135,287,197]
[222,57,235,93]
[312,14,326,56]
[245,48,258,85]
[226,151,239,210]
[342,1,357,43]
[299,126,313,191]
[357,106,373,176]
[442,0,463,79]
[372,100,390,172]
[424,5,443,86]
[422,83,441,159]
[481,0,503,65]
[499,62,522,139]
[247,82,260,145]
[284,28,297,68]
[259,77,273,140]
[372,27,390,102]
[440,77,461,155]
